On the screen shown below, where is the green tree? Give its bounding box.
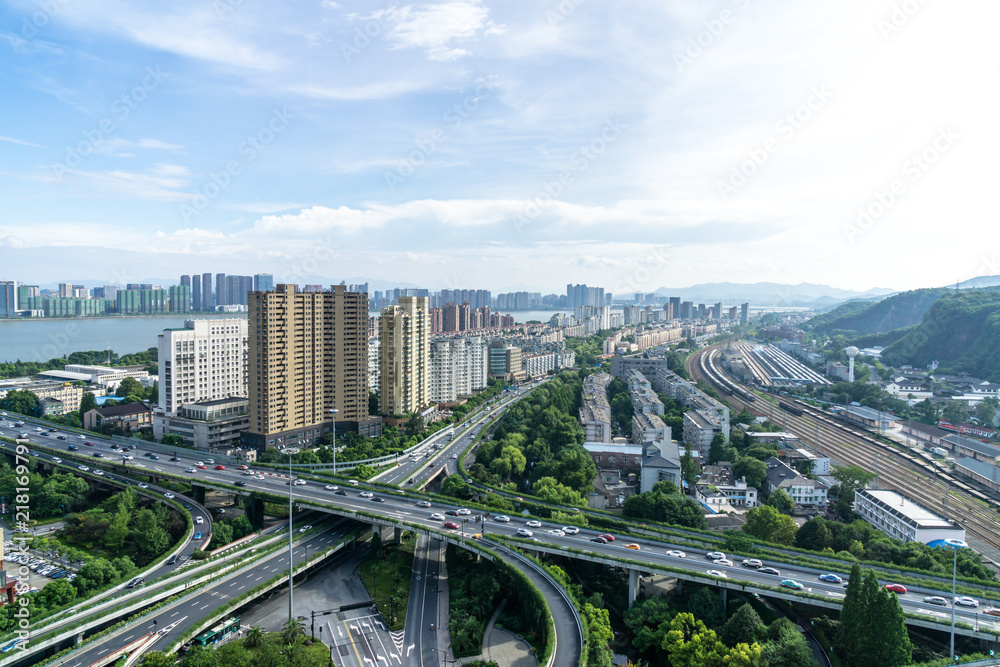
[532,476,585,506]
[761,618,817,667]
[942,400,966,424]
[976,397,998,426]
[111,556,137,580]
[581,602,614,667]
[687,586,725,628]
[0,389,40,416]
[767,488,795,514]
[708,433,737,464]
[132,508,171,561]
[831,465,875,504]
[79,391,98,415]
[733,456,767,490]
[836,564,912,667]
[116,377,143,398]
[720,603,765,647]
[662,612,761,666]
[161,433,184,447]
[652,480,679,495]
[139,652,176,667]
[73,558,121,594]
[102,506,131,550]
[743,505,797,545]
[794,517,832,551]
[681,449,698,489]
[440,475,473,499]
[244,625,264,648]
[916,398,938,424]
[209,522,234,550]
[281,617,306,645]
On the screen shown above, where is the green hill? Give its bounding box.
[805,288,951,336]
[881,291,1000,381]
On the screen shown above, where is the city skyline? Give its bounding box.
[2,1,996,292]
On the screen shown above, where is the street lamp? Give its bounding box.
[945,537,968,661]
[281,446,301,622]
[328,409,338,472]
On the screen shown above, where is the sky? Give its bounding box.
[0,0,997,295]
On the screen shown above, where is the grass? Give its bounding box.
[358,531,417,631]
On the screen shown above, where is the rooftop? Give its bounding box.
[857,489,957,529]
[942,434,1000,458]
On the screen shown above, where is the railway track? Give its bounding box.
[689,345,1000,555]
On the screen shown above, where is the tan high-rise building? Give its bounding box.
[242,284,378,451]
[379,296,430,416]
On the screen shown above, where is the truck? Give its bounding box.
[929,447,948,457]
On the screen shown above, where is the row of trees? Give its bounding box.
[0,348,157,382]
[622,481,708,529]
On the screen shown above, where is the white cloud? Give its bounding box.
[0,135,40,148]
[370,1,504,61]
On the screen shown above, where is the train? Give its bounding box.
[700,349,756,402]
[777,401,803,417]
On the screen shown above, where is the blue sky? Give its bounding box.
[0,0,996,294]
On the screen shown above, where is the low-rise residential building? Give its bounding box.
[697,462,758,508]
[763,457,828,507]
[632,411,670,446]
[683,409,727,460]
[639,440,682,492]
[580,372,612,443]
[854,488,966,545]
[83,402,153,433]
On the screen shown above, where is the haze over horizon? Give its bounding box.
[1,0,996,293]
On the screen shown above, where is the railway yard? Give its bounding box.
[690,344,1000,567]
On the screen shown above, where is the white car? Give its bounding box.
[52,457,62,463]
[456,508,472,516]
[325,485,338,491]
[185,467,197,473]
[706,569,729,579]
[78,466,89,472]
[525,520,542,528]
[742,559,763,568]
[715,559,734,567]
[955,596,980,608]
[206,459,215,464]
[452,454,458,459]
[666,550,687,558]
[517,528,534,537]
[431,513,445,521]
[195,516,204,525]
[255,474,265,480]
[77,435,86,439]
[164,492,175,499]
[706,551,727,561]
[547,529,565,537]
[494,515,511,522]
[294,479,307,486]
[298,525,313,533]
[562,526,580,535]
[195,462,204,466]
[93,470,104,476]
[138,483,149,489]
[243,470,254,476]
[123,455,134,460]
[359,491,374,498]
[416,501,432,508]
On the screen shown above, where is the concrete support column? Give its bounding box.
[393,527,401,545]
[246,497,265,530]
[75,632,84,645]
[720,587,727,611]
[627,569,640,608]
[190,485,206,505]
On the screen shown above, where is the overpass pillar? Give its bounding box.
[720,587,727,611]
[393,527,401,545]
[245,496,265,530]
[75,632,84,645]
[189,485,206,505]
[627,569,640,608]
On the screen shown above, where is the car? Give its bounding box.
[235,481,247,487]
[625,543,641,550]
[758,567,781,576]
[184,467,197,473]
[217,509,226,514]
[706,551,726,561]
[715,558,734,567]
[138,483,148,489]
[444,522,460,529]
[335,489,348,496]
[77,435,85,439]
[446,509,460,516]
[525,520,542,528]
[195,461,204,466]
[430,513,446,520]
[591,537,607,544]
[818,573,843,584]
[243,470,254,475]
[93,451,104,457]
[360,491,374,498]
[452,454,458,459]
[150,455,160,461]
[195,516,204,524]
[193,532,203,540]
[126,577,144,589]
[325,485,338,491]
[206,459,215,464]
[214,465,226,470]
[416,501,432,508]
[885,584,907,594]
[517,528,534,537]
[196,465,207,470]
[984,608,1000,617]
[598,534,615,542]
[67,444,79,451]
[167,555,178,565]
[56,435,66,440]
[348,480,359,485]
[237,465,249,470]
[706,569,728,578]
[562,526,580,535]
[666,549,686,558]
[123,455,134,460]
[78,465,89,472]
[954,596,980,608]
[781,580,804,590]
[298,525,313,533]
[255,474,265,480]
[923,596,949,606]
[372,496,386,503]
[742,559,763,568]
[456,508,472,516]
[84,441,94,446]
[494,515,510,522]
[547,529,566,537]
[294,479,306,486]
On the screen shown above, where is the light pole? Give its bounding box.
[281,446,300,622]
[328,409,338,472]
[946,537,968,661]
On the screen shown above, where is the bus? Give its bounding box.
[194,617,240,645]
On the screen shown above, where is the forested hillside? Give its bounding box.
[805,288,950,336]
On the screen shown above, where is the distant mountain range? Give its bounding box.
[653,282,896,306]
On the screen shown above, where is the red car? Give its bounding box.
[196,465,207,470]
[443,521,460,529]
[598,534,615,542]
[885,584,907,594]
[84,441,94,446]
[214,465,226,470]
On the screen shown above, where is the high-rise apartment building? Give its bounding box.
[741,302,750,324]
[0,280,16,317]
[215,273,227,308]
[201,273,212,311]
[169,285,191,313]
[192,275,202,311]
[254,273,274,292]
[379,296,430,416]
[243,284,374,451]
[429,336,488,403]
[157,319,248,416]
